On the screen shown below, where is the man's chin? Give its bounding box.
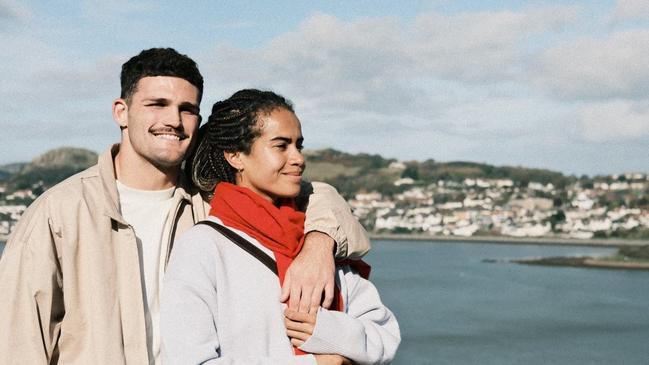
[149,155,185,171]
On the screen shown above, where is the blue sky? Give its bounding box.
[1,0,648,176]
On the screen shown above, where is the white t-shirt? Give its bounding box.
[116,181,175,365]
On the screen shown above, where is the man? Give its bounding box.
[0,48,370,364]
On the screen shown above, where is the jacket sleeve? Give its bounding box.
[298,267,401,365]
[300,181,370,259]
[0,199,64,364]
[161,230,316,365]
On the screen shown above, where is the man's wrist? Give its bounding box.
[304,231,336,255]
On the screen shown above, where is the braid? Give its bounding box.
[188,89,294,196]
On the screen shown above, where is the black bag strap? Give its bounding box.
[197,220,278,276]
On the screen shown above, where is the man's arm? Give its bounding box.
[283,181,371,312]
[0,200,64,364]
[300,181,370,259]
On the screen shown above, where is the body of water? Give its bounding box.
[367,240,649,364]
[1,240,648,364]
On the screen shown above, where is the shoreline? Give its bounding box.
[369,233,648,248]
[512,256,649,271]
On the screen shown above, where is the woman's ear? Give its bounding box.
[223,151,244,171]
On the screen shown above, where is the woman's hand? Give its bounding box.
[314,354,352,365]
[280,231,335,313]
[284,308,316,347]
[285,308,352,365]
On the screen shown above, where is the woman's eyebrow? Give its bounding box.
[270,136,292,143]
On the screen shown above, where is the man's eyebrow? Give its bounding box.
[179,101,200,113]
[143,97,169,103]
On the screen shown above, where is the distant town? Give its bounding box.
[1,148,649,242]
[348,162,649,241]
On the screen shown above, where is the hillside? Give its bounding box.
[303,148,573,198]
[6,148,98,191]
[0,163,27,182]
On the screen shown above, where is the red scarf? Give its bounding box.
[210,182,370,354]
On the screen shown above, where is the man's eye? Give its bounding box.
[182,108,200,115]
[275,144,287,150]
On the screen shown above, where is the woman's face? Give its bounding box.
[236,107,305,202]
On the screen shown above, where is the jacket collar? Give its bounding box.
[99,144,192,225]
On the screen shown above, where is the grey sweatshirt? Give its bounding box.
[160,217,400,365]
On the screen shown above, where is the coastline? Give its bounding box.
[369,233,648,248]
[513,256,649,271]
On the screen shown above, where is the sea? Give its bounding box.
[1,239,648,364]
[366,240,649,365]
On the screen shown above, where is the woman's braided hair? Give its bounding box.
[187,89,294,197]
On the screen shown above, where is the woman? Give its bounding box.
[161,89,400,364]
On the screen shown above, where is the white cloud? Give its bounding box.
[0,0,30,21]
[408,6,579,83]
[611,0,649,22]
[0,25,122,151]
[79,0,158,18]
[201,7,579,129]
[578,100,649,142]
[533,29,649,101]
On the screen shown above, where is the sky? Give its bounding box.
[1,0,648,176]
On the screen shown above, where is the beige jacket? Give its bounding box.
[0,145,369,365]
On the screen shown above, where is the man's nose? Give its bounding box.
[164,106,183,128]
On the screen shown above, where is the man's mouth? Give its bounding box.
[151,130,186,141]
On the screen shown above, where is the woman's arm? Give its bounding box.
[161,229,317,365]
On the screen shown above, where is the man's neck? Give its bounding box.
[114,150,179,191]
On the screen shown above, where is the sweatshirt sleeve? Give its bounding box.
[160,230,316,365]
[0,198,64,364]
[298,267,401,365]
[300,181,371,259]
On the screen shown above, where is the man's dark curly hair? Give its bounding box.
[120,47,204,103]
[187,89,294,196]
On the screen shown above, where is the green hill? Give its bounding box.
[0,163,27,182]
[303,149,573,198]
[6,148,98,192]
[418,160,571,188]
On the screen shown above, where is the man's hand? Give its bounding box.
[280,231,335,313]
[284,309,316,347]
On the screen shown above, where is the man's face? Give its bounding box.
[115,76,200,170]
